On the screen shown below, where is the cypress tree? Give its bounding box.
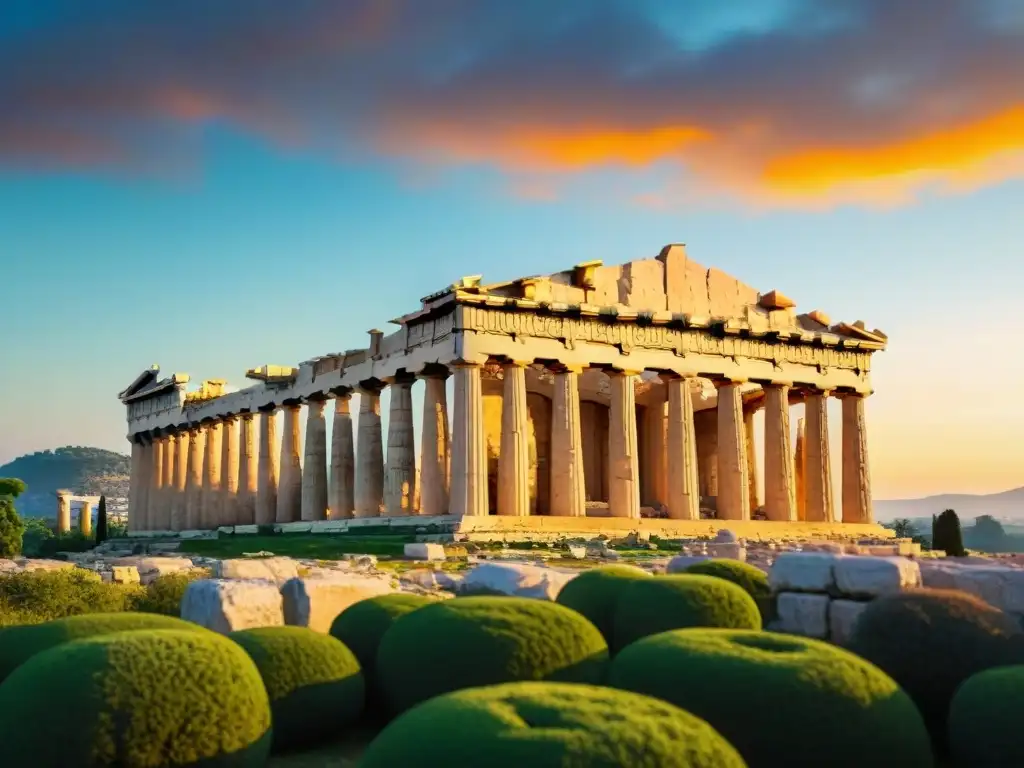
[933,509,966,557]
[96,495,108,544]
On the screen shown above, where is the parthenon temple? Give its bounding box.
[119,245,888,539]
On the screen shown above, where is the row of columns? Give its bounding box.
[55,494,94,535]
[128,361,872,530]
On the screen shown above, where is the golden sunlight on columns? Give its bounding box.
[277,402,303,524]
[665,375,700,521]
[220,416,240,526]
[201,421,223,529]
[355,383,385,518]
[172,431,188,530]
[256,406,279,526]
[642,396,668,508]
[329,391,356,519]
[804,389,836,523]
[716,380,750,521]
[608,370,641,519]
[153,434,173,531]
[79,501,93,536]
[56,492,71,534]
[384,375,417,516]
[185,425,205,529]
[744,406,760,515]
[419,372,451,517]
[550,365,586,517]
[840,391,874,524]
[449,361,488,516]
[301,396,330,522]
[762,383,796,522]
[237,413,258,525]
[150,434,166,531]
[498,360,531,517]
[794,417,807,522]
[128,436,145,532]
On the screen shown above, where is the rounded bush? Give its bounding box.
[609,629,932,768]
[376,596,608,715]
[0,611,203,684]
[555,564,652,645]
[612,574,760,651]
[230,626,364,752]
[361,681,746,768]
[329,593,432,678]
[0,628,271,767]
[132,569,211,616]
[847,588,1024,750]
[949,665,1024,767]
[684,559,774,621]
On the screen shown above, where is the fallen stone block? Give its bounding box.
[776,592,830,639]
[20,559,77,572]
[460,562,575,601]
[666,554,712,574]
[215,556,299,584]
[706,542,747,561]
[769,552,839,593]
[918,562,960,590]
[833,556,921,598]
[112,556,195,585]
[281,574,394,633]
[399,569,462,591]
[829,599,869,646]
[110,566,141,585]
[952,567,1024,614]
[404,543,446,561]
[181,579,284,633]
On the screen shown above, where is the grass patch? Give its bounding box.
[180,535,415,560]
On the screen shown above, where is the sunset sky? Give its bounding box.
[1,0,1022,500]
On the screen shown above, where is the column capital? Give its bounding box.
[329,386,353,399]
[416,363,450,380]
[607,367,643,377]
[712,376,747,387]
[356,377,385,395]
[449,354,489,368]
[280,398,303,409]
[499,357,533,369]
[382,371,417,387]
[304,391,331,403]
[257,402,278,413]
[548,362,585,375]
[219,413,238,424]
[833,387,869,399]
[751,378,793,389]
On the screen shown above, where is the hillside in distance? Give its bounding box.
[0,446,129,518]
[875,486,1024,523]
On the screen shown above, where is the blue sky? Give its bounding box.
[1,1,1021,499]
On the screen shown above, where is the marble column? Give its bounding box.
[642,398,668,507]
[449,361,488,516]
[172,431,189,530]
[794,417,807,522]
[716,380,750,521]
[185,426,205,529]
[744,407,760,515]
[202,421,223,529]
[302,397,330,521]
[56,492,71,534]
[695,409,718,500]
[763,383,796,522]
[79,501,93,536]
[497,361,531,517]
[383,376,417,516]
[550,366,586,517]
[150,435,166,530]
[607,370,641,519]
[277,403,303,523]
[419,374,450,517]
[329,392,355,519]
[237,413,258,525]
[256,407,279,525]
[355,384,385,517]
[128,437,145,532]
[158,433,175,531]
[841,392,873,524]
[665,375,700,520]
[804,390,835,523]
[220,416,240,526]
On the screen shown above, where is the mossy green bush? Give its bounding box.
[684,559,775,622]
[555,564,652,646]
[612,574,761,651]
[230,626,364,753]
[948,665,1024,767]
[0,567,141,627]
[0,611,202,683]
[0,628,271,767]
[376,596,608,715]
[609,628,932,768]
[360,680,746,768]
[329,592,432,676]
[131,569,211,616]
[847,588,1024,752]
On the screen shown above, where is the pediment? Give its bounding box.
[118,365,160,401]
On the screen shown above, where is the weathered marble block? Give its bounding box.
[829,599,869,645]
[775,592,830,639]
[110,565,141,585]
[769,552,839,593]
[460,562,576,601]
[951,567,1024,614]
[215,556,299,584]
[706,542,747,561]
[833,556,921,598]
[281,575,394,633]
[112,556,194,585]
[666,554,712,574]
[181,578,284,633]
[404,543,446,561]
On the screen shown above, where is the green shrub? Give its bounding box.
[0,567,142,627]
[131,569,211,616]
[0,498,25,558]
[847,588,1024,753]
[609,629,931,768]
[684,559,775,622]
[376,596,608,715]
[0,611,203,683]
[230,626,364,753]
[0,628,271,767]
[948,665,1024,767]
[555,564,652,646]
[360,680,745,767]
[612,574,761,652]
[31,529,96,557]
[933,509,966,557]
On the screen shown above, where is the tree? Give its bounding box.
[0,478,27,498]
[888,519,915,538]
[95,495,108,544]
[933,509,966,557]
[967,514,1008,553]
[0,477,27,557]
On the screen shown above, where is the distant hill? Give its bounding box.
[0,446,130,519]
[875,486,1024,523]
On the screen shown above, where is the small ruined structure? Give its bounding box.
[54,490,100,535]
[118,244,887,539]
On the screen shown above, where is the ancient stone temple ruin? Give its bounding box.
[118,245,888,539]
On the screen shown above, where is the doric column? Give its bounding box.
[256,407,279,525]
[172,431,188,530]
[157,433,175,531]
[419,372,450,517]
[128,436,145,532]
[497,360,531,517]
[794,417,807,521]
[642,397,668,507]
[665,375,700,520]
[715,380,750,521]
[607,370,641,519]
[237,413,258,525]
[56,492,71,534]
[550,365,586,517]
[79,501,93,536]
[329,391,355,519]
[695,409,718,499]
[383,375,417,516]
[277,402,303,523]
[185,426,205,529]
[744,407,760,515]
[449,361,488,516]
[220,416,240,526]
[301,397,330,521]
[804,389,835,522]
[150,434,166,530]
[840,392,873,524]
[201,421,222,529]
[355,383,385,517]
[763,383,796,522]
